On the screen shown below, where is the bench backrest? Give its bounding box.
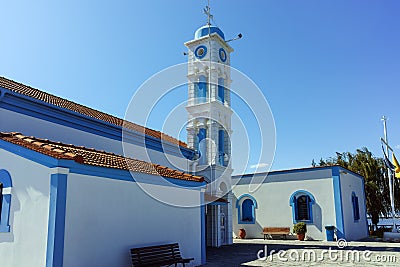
[131,243,182,266]
[263,227,290,232]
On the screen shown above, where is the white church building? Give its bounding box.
[232,166,369,241]
[0,7,368,267]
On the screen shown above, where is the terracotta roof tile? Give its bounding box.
[0,77,187,148]
[0,132,203,183]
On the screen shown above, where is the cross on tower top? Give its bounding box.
[203,0,213,26]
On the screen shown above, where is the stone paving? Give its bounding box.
[201,239,400,266]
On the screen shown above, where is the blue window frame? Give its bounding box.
[0,170,12,232]
[289,190,315,223]
[197,128,207,165]
[218,78,224,103]
[236,194,257,224]
[195,75,207,104]
[0,183,3,216]
[194,45,208,59]
[218,130,225,166]
[352,192,360,221]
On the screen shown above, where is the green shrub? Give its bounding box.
[293,222,307,234]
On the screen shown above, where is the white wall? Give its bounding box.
[0,149,50,267]
[232,169,337,240]
[63,173,202,267]
[340,172,368,240]
[0,108,189,170]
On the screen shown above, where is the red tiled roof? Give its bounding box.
[0,76,187,148]
[0,132,203,182]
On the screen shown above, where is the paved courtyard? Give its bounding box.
[201,239,400,266]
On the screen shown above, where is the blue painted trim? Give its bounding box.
[218,130,224,166]
[46,173,68,267]
[200,193,206,265]
[195,76,207,105]
[289,190,315,224]
[236,194,257,224]
[194,45,207,59]
[68,162,205,188]
[0,140,60,168]
[0,169,12,232]
[197,128,207,165]
[217,78,225,104]
[351,191,360,222]
[0,139,205,189]
[332,167,345,239]
[289,190,315,204]
[0,89,195,160]
[361,175,369,237]
[0,194,11,232]
[234,165,364,180]
[0,170,12,187]
[0,88,5,99]
[163,176,206,188]
[219,48,227,62]
[195,25,225,40]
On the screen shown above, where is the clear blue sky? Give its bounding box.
[1,0,399,173]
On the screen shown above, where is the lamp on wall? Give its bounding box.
[226,33,243,43]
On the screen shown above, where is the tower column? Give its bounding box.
[185,12,234,247]
[226,192,233,245]
[207,120,219,166]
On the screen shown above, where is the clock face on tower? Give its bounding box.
[219,48,227,62]
[194,45,207,59]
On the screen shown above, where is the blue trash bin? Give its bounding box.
[325,225,335,241]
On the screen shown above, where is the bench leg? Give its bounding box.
[284,234,287,240]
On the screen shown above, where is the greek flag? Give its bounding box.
[382,145,395,171]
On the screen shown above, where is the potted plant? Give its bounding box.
[238,228,246,239]
[293,222,307,241]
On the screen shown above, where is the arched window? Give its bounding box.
[236,194,257,224]
[289,190,315,223]
[0,170,12,232]
[242,199,253,221]
[195,75,207,104]
[218,78,224,103]
[352,192,360,221]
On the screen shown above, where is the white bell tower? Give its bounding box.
[185,3,235,247]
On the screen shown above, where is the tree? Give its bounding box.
[311,159,316,167]
[318,147,400,230]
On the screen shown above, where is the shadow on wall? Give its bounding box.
[313,203,322,232]
[0,193,19,243]
[0,168,49,243]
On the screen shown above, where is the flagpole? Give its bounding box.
[382,115,396,232]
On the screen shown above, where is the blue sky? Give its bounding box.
[1,0,399,173]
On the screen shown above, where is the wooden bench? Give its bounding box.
[131,243,194,267]
[263,227,290,240]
